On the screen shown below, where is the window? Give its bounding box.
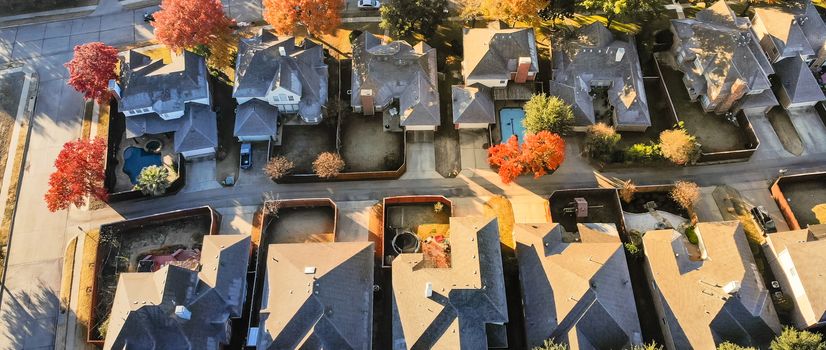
[288,95,295,101]
[279,94,287,101]
[273,95,280,102]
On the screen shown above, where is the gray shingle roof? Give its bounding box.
[117,49,210,116]
[235,99,279,138]
[515,223,642,349]
[775,56,825,106]
[103,235,251,350]
[257,242,374,350]
[174,103,218,154]
[451,84,495,124]
[550,22,651,129]
[463,26,539,82]
[351,32,440,127]
[392,217,508,350]
[235,30,329,122]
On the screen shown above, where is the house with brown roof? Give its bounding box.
[515,222,642,349]
[643,221,782,349]
[667,0,778,115]
[751,0,826,109]
[253,242,374,349]
[391,217,508,349]
[462,23,538,88]
[764,224,826,329]
[103,235,251,350]
[351,32,440,131]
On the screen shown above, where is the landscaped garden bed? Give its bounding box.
[381,196,452,267]
[771,172,826,229]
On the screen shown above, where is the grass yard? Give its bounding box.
[483,196,515,250]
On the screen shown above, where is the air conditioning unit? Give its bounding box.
[723,281,741,295]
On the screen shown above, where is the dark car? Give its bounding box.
[750,206,776,234]
[240,143,252,170]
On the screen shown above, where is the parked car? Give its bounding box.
[750,206,776,234]
[240,143,252,170]
[358,0,381,10]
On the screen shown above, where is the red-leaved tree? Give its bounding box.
[152,0,235,52]
[488,132,566,184]
[263,0,343,36]
[521,131,566,178]
[44,137,108,212]
[65,42,119,104]
[488,135,524,184]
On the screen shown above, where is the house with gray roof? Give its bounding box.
[515,222,642,349]
[111,47,218,159]
[392,217,508,349]
[643,221,782,349]
[668,0,778,115]
[234,29,329,133]
[550,22,651,132]
[764,225,826,329]
[462,22,538,88]
[751,1,826,109]
[254,242,374,349]
[351,32,440,131]
[451,84,495,128]
[103,234,251,350]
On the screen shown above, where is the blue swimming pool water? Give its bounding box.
[123,146,162,184]
[500,107,526,142]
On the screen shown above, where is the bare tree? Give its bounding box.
[312,152,345,178]
[263,156,294,180]
[671,181,700,211]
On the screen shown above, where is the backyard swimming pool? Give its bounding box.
[500,107,526,142]
[123,146,162,184]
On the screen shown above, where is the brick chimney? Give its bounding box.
[361,89,375,116]
[514,57,532,84]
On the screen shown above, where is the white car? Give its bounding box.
[357,0,381,10]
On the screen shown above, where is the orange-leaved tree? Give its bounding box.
[263,0,342,36]
[520,130,566,178]
[480,0,546,25]
[152,0,235,52]
[65,42,119,104]
[488,135,525,184]
[45,137,108,212]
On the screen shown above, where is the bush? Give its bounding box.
[134,165,170,196]
[671,180,700,210]
[619,179,637,203]
[770,327,826,350]
[523,94,574,135]
[684,225,699,245]
[659,127,700,165]
[624,242,641,257]
[631,343,664,350]
[716,342,754,350]
[625,142,661,162]
[264,156,294,180]
[533,339,568,350]
[313,152,345,178]
[584,123,621,161]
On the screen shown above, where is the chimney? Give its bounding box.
[361,89,375,116]
[615,47,626,62]
[424,282,433,298]
[514,57,532,83]
[175,305,191,320]
[278,46,287,57]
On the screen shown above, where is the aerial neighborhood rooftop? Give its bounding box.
[1,0,826,349]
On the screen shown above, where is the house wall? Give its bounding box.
[182,147,215,160]
[456,123,490,129]
[404,125,437,131]
[642,258,677,350]
[766,244,817,329]
[238,135,272,142]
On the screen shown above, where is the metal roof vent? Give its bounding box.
[304,266,316,274]
[615,47,625,62]
[175,305,192,320]
[723,281,741,295]
[424,282,433,298]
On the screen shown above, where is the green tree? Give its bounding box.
[533,339,568,350]
[134,165,170,196]
[379,0,448,38]
[770,327,826,350]
[523,94,574,135]
[579,0,660,28]
[625,142,660,162]
[584,122,620,161]
[716,341,755,350]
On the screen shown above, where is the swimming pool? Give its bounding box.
[500,108,526,142]
[123,146,162,184]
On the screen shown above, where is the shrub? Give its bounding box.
[619,179,637,203]
[659,127,700,165]
[264,156,294,180]
[631,342,664,350]
[523,94,574,135]
[684,225,699,245]
[624,242,641,257]
[533,339,568,350]
[134,165,170,196]
[671,180,700,210]
[625,142,661,162]
[770,327,826,350]
[584,123,620,161]
[716,341,756,350]
[433,202,444,213]
[313,152,345,178]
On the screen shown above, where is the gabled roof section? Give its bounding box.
[462,26,538,82]
[392,217,508,350]
[118,48,210,116]
[235,99,279,138]
[451,84,495,124]
[775,56,825,106]
[400,71,440,126]
[103,235,251,350]
[514,223,641,349]
[257,242,374,350]
[174,103,218,153]
[753,1,825,59]
[643,222,781,349]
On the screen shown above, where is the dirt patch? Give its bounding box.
[0,0,98,16]
[60,236,78,315]
[77,229,99,338]
[339,112,404,172]
[483,196,515,249]
[0,71,25,256]
[767,107,804,156]
[621,190,689,218]
[432,22,464,177]
[271,124,337,174]
[779,180,826,227]
[263,206,335,244]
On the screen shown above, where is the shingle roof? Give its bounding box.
[257,242,374,350]
[463,26,538,82]
[392,217,508,350]
[103,235,251,350]
[766,228,826,327]
[174,103,218,154]
[351,32,440,127]
[235,30,329,122]
[550,22,650,129]
[775,56,825,106]
[451,84,495,124]
[753,1,825,59]
[235,99,279,138]
[643,222,781,349]
[515,223,642,349]
[118,49,210,116]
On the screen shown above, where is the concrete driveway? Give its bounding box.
[787,106,826,154]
